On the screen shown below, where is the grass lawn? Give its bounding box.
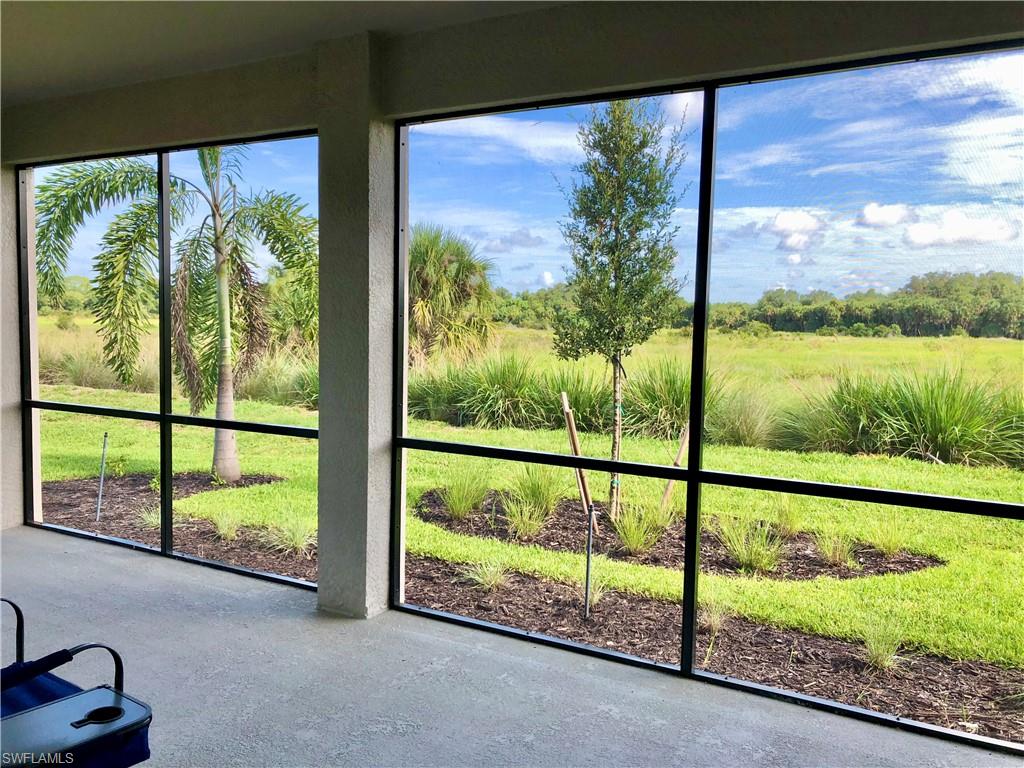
[36,384,1024,668]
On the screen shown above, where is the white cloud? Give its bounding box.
[916,52,1024,111]
[858,202,913,228]
[414,115,581,165]
[541,271,555,287]
[934,113,1024,192]
[904,208,1020,248]
[717,142,803,184]
[785,253,802,265]
[768,210,824,251]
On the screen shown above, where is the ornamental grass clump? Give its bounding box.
[781,369,1023,468]
[771,495,801,539]
[510,464,567,519]
[708,389,779,449]
[212,511,243,541]
[815,532,857,568]
[501,494,549,540]
[260,517,316,558]
[612,490,674,556]
[138,507,162,531]
[460,355,544,429]
[716,514,783,575]
[538,367,612,431]
[623,362,723,440]
[870,511,904,558]
[439,471,490,521]
[461,561,509,593]
[862,619,904,670]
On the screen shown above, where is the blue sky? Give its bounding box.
[410,49,1023,301]
[38,50,1022,303]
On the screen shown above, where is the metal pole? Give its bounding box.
[583,502,594,620]
[96,431,109,521]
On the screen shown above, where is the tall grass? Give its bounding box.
[459,355,544,429]
[781,369,1023,468]
[439,470,490,521]
[708,389,779,448]
[716,515,783,575]
[623,361,723,440]
[236,350,319,409]
[538,366,612,431]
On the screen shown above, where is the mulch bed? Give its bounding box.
[41,473,318,582]
[415,491,943,580]
[405,555,1024,743]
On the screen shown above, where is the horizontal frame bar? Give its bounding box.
[25,522,318,592]
[395,601,1023,756]
[398,436,1022,520]
[396,39,1023,127]
[26,399,318,439]
[15,129,318,172]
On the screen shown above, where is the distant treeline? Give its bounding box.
[495,271,1023,339]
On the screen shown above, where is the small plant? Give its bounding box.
[862,619,903,670]
[105,453,129,478]
[148,474,161,493]
[612,499,668,556]
[510,464,566,519]
[870,511,904,557]
[815,532,857,568]
[260,517,317,558]
[578,572,609,611]
[138,507,162,531]
[438,471,490,521]
[213,513,243,542]
[55,311,77,331]
[772,496,801,539]
[698,595,730,665]
[461,561,508,593]
[716,515,783,574]
[501,494,548,540]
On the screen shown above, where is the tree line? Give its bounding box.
[495,271,1023,339]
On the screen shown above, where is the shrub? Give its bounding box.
[612,502,664,556]
[55,311,77,331]
[623,361,722,440]
[772,496,801,539]
[708,389,779,448]
[460,561,508,592]
[460,355,544,429]
[260,517,317,558]
[538,366,611,432]
[870,511,904,557]
[737,320,772,337]
[716,515,782,574]
[237,350,319,410]
[407,366,472,424]
[862,619,903,670]
[61,349,120,390]
[105,454,129,478]
[212,512,243,542]
[780,369,1023,468]
[509,464,566,519]
[138,507,162,531]
[439,471,490,521]
[501,493,548,540]
[815,532,857,568]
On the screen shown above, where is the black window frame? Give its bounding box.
[389,40,1024,756]
[16,130,319,591]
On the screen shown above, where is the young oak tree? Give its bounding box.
[553,99,688,519]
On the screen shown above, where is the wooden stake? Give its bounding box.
[561,391,597,534]
[661,424,690,511]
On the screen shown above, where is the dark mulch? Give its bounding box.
[405,555,1024,743]
[414,491,943,580]
[41,473,318,583]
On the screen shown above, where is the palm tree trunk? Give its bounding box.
[609,354,623,520]
[212,214,241,483]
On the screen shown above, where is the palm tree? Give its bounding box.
[408,224,494,367]
[35,147,318,482]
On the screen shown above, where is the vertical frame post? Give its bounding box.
[681,87,718,674]
[17,168,42,523]
[157,153,174,554]
[389,125,410,606]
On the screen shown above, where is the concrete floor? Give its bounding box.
[1,528,1017,768]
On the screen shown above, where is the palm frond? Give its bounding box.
[90,198,159,385]
[171,225,220,413]
[227,238,270,378]
[35,158,158,305]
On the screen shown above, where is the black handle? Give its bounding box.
[1,598,25,663]
[1,649,73,691]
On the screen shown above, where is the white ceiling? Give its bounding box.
[1,1,557,107]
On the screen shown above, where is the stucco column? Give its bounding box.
[315,35,395,617]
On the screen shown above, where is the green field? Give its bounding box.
[36,383,1024,668]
